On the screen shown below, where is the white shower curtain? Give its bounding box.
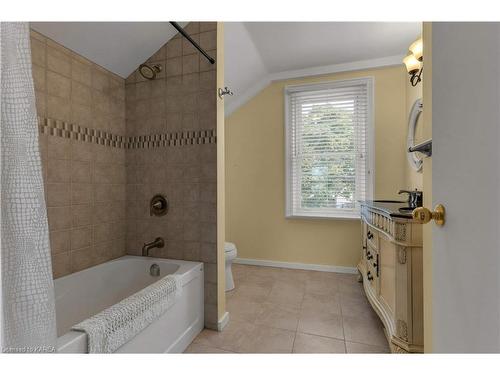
[0,22,57,353]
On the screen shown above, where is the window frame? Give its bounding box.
[284,77,375,220]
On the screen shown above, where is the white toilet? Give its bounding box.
[224,242,237,291]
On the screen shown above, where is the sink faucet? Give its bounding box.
[142,237,165,257]
[398,189,423,209]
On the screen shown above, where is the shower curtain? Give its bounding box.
[0,22,57,352]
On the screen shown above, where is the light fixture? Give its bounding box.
[404,37,423,87]
[409,37,423,61]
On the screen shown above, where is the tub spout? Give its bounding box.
[142,237,165,257]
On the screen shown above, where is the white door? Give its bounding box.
[431,22,500,352]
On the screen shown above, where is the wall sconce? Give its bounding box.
[404,37,423,86]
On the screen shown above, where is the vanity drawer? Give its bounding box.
[366,227,378,249]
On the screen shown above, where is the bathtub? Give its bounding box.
[55,256,204,353]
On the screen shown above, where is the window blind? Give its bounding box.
[285,78,373,219]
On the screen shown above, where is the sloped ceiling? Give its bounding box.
[30,22,421,115]
[30,22,187,78]
[224,22,421,115]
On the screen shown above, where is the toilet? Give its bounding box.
[224,242,237,291]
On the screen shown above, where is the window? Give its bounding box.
[285,77,373,219]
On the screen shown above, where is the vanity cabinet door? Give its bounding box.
[378,236,396,315]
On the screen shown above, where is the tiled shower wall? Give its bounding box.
[30,30,127,278]
[124,22,219,327]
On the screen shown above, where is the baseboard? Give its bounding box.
[233,257,357,274]
[217,311,230,332]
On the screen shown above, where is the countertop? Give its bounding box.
[359,200,414,219]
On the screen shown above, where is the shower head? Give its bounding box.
[138,63,162,80]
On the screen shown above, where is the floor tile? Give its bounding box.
[301,292,342,315]
[342,315,388,348]
[231,284,271,303]
[305,278,338,296]
[340,292,380,321]
[254,302,300,331]
[345,341,390,353]
[293,333,346,353]
[297,310,344,340]
[193,319,253,352]
[189,265,391,354]
[184,343,235,353]
[237,324,295,353]
[226,296,263,323]
[267,280,305,308]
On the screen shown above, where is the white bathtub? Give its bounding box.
[55,256,204,353]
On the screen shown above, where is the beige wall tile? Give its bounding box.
[30,38,46,67]
[183,54,199,75]
[32,64,46,92]
[166,57,183,77]
[70,246,97,272]
[199,71,216,90]
[47,95,71,122]
[136,81,151,100]
[72,58,92,85]
[47,159,71,183]
[35,91,47,117]
[91,68,109,92]
[71,141,93,161]
[71,81,92,106]
[48,206,72,230]
[71,204,93,227]
[166,38,182,58]
[31,29,128,279]
[52,252,71,278]
[50,230,70,254]
[70,103,92,127]
[47,71,71,98]
[70,161,91,183]
[71,183,92,205]
[48,136,71,160]
[199,22,217,32]
[47,183,71,206]
[199,31,217,51]
[71,226,92,250]
[47,46,71,77]
[184,22,200,34]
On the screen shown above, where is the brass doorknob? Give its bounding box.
[412,204,445,226]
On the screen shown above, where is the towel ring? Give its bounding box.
[407,98,423,171]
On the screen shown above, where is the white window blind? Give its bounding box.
[285,78,373,219]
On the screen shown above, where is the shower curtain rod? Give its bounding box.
[170,22,216,65]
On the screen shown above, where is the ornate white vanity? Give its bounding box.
[358,201,424,353]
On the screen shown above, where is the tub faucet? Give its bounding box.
[142,237,165,257]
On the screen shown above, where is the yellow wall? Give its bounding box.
[225,66,408,267]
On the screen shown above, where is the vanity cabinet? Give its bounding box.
[358,203,424,353]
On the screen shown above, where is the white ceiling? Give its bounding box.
[30,22,187,78]
[224,22,421,115]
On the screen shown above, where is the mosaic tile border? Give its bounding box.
[38,117,216,149]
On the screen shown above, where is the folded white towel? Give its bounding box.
[72,274,182,353]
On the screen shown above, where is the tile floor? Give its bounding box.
[185,264,390,353]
